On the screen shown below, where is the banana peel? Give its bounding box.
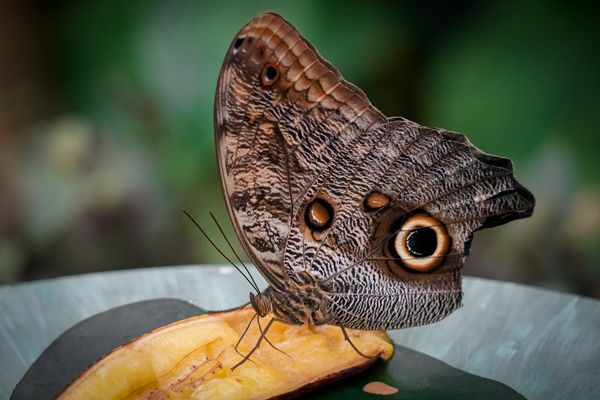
[57,307,393,400]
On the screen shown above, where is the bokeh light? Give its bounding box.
[0,0,598,297]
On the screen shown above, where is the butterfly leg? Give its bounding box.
[233,313,258,364]
[305,320,319,334]
[257,315,293,360]
[339,323,377,360]
[232,317,277,370]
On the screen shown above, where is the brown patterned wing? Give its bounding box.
[215,13,535,330]
[214,13,385,289]
[298,119,535,329]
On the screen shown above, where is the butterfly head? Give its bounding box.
[249,291,273,318]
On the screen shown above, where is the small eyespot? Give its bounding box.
[234,37,245,49]
[364,191,390,211]
[232,37,246,55]
[391,213,450,272]
[305,198,333,231]
[261,64,279,87]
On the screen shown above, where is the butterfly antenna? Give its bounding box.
[182,210,259,293]
[208,211,260,294]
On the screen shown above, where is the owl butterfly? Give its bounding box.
[215,13,534,346]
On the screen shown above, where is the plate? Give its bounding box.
[11,299,525,399]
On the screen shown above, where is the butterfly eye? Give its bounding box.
[261,64,279,87]
[364,191,390,211]
[305,198,333,232]
[392,213,450,272]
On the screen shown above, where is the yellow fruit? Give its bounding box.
[58,307,393,400]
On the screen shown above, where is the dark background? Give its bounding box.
[1,1,598,297]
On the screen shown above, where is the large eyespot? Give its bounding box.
[392,213,450,272]
[260,63,279,87]
[305,198,333,232]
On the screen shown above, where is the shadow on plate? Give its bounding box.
[11,299,526,399]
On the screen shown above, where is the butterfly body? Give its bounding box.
[215,13,534,331]
[251,274,332,326]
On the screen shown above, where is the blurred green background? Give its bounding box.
[0,0,598,297]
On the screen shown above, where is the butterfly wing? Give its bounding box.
[303,120,534,329]
[215,13,385,290]
[214,13,534,329]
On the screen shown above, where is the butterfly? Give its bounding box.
[214,13,534,340]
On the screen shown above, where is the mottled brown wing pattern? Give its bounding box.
[215,13,385,289]
[215,13,534,330]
